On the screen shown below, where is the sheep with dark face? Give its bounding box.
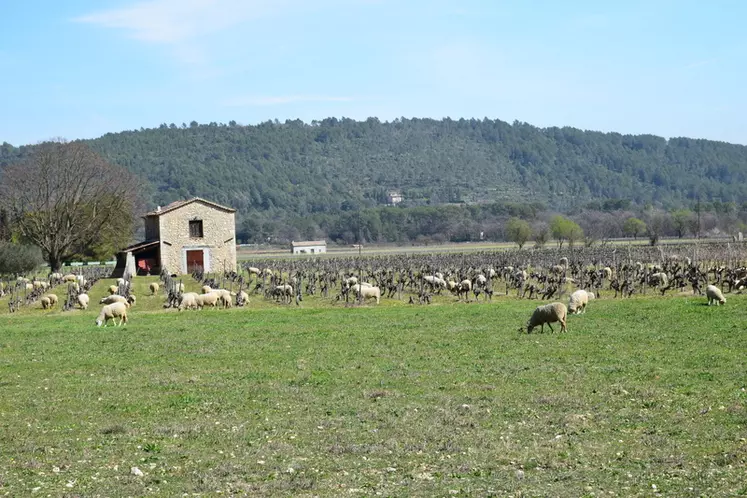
[523,302,568,334]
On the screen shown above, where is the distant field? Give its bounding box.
[0,277,745,496]
[237,237,722,260]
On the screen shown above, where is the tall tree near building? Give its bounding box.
[0,141,141,270]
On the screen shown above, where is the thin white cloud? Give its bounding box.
[72,0,282,44]
[223,95,354,107]
[683,58,719,70]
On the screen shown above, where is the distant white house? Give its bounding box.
[387,191,403,205]
[291,240,327,255]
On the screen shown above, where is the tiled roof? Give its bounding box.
[291,240,327,247]
[143,197,236,217]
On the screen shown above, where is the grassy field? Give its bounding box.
[0,278,746,496]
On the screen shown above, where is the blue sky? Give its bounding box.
[1,0,745,145]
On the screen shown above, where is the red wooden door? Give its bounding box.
[186,250,204,273]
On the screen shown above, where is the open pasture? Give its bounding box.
[1,289,745,496]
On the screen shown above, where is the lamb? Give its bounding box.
[107,285,118,295]
[40,296,51,309]
[272,284,294,303]
[177,292,200,311]
[351,284,381,304]
[77,293,90,310]
[706,284,726,306]
[96,302,128,327]
[149,282,160,295]
[523,302,568,334]
[568,289,590,315]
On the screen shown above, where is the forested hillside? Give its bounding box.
[2,117,747,245]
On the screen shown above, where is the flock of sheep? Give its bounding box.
[2,241,740,331]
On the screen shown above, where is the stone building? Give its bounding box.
[115,197,236,276]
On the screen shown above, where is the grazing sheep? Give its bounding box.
[62,274,77,283]
[128,295,137,306]
[601,267,612,280]
[201,285,213,295]
[99,295,130,307]
[211,289,234,308]
[149,282,159,295]
[77,293,90,310]
[33,280,49,290]
[44,294,59,307]
[568,289,590,315]
[177,292,200,311]
[96,302,128,327]
[196,292,220,309]
[25,283,34,291]
[272,284,294,303]
[49,272,63,281]
[649,272,668,287]
[352,284,381,304]
[107,285,118,295]
[237,290,249,306]
[40,296,51,309]
[586,292,596,300]
[247,266,261,276]
[706,285,726,306]
[524,302,568,334]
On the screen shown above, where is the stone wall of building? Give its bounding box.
[144,217,160,241]
[157,202,236,274]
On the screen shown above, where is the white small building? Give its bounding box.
[291,240,327,255]
[387,191,403,205]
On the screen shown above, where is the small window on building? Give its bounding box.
[189,220,204,238]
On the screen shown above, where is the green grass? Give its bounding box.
[0,288,745,496]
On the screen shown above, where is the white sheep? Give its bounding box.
[33,280,49,290]
[99,295,131,307]
[524,302,568,334]
[77,293,90,310]
[706,285,726,306]
[40,296,51,309]
[649,272,668,288]
[247,266,261,276]
[351,284,381,304]
[568,289,590,315]
[96,302,128,327]
[107,285,118,295]
[212,289,234,308]
[201,285,213,295]
[177,292,200,311]
[237,290,249,306]
[149,282,160,295]
[25,283,34,291]
[42,294,58,308]
[601,267,612,280]
[196,292,220,308]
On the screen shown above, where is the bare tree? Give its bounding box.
[0,141,141,270]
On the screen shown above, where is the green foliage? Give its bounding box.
[671,209,696,238]
[505,217,532,248]
[0,242,43,275]
[623,217,647,239]
[550,215,584,248]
